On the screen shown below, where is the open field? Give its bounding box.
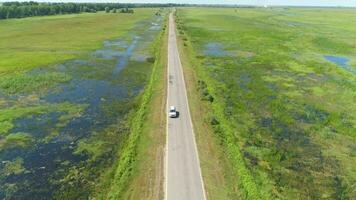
[0,9,155,74]
[177,7,356,199]
[0,8,166,199]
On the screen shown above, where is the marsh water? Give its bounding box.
[324,55,355,74]
[204,42,227,57]
[0,16,162,199]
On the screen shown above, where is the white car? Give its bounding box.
[169,106,178,118]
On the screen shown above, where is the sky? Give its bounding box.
[1,0,356,7]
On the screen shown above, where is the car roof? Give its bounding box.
[170,106,176,110]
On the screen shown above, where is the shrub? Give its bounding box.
[210,116,220,125]
[146,57,155,63]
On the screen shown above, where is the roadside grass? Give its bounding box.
[176,7,356,200]
[177,25,241,200]
[120,15,168,200]
[0,9,155,74]
[101,13,168,200]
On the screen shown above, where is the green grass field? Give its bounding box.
[177,7,356,199]
[0,9,154,74]
[0,8,166,199]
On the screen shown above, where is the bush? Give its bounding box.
[203,94,214,102]
[120,8,134,14]
[197,80,214,102]
[146,57,155,63]
[210,116,220,125]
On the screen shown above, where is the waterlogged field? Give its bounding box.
[0,9,164,199]
[177,8,356,199]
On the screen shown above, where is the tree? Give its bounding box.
[0,2,146,20]
[120,7,134,14]
[82,6,89,12]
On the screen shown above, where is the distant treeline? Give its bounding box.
[0,1,263,20]
[0,1,177,20]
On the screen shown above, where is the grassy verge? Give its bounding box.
[175,11,267,199]
[120,14,168,200]
[104,14,168,200]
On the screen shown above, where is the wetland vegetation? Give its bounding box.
[177,7,356,199]
[1,4,355,199]
[0,8,166,199]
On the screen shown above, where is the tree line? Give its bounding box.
[0,1,243,20]
[0,2,171,20]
